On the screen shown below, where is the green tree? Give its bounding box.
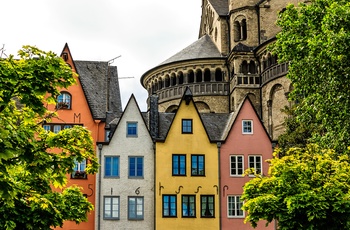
[272,0,350,152]
[242,145,350,230]
[0,46,98,229]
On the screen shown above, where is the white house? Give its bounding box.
[95,94,154,230]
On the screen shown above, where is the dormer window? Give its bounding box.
[57,92,71,109]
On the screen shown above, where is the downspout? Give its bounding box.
[97,144,103,230]
[217,142,222,230]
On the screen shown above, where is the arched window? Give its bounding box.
[204,69,211,82]
[242,19,247,40]
[241,61,248,74]
[196,70,202,82]
[57,92,71,109]
[188,71,194,83]
[234,21,241,42]
[215,69,223,81]
[248,61,256,74]
[178,73,184,85]
[165,76,170,87]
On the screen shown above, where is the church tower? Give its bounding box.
[141,0,303,141]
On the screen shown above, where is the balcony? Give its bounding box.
[231,73,260,89]
[156,82,229,103]
[261,62,289,85]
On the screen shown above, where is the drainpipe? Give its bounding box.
[217,142,222,230]
[97,143,103,230]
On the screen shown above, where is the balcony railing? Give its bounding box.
[261,62,289,85]
[155,82,229,103]
[231,73,260,88]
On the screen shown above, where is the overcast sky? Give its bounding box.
[2,0,202,111]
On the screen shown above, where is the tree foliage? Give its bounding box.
[272,0,350,152]
[242,145,350,230]
[0,46,98,229]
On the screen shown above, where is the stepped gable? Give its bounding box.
[159,34,223,66]
[208,0,229,16]
[75,60,122,120]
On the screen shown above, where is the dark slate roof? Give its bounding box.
[156,112,231,142]
[201,113,231,141]
[158,113,175,140]
[74,61,122,120]
[209,0,229,16]
[159,35,223,65]
[232,43,255,52]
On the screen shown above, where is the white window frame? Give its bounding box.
[242,120,253,134]
[227,195,244,218]
[248,155,262,176]
[104,196,120,220]
[230,155,244,176]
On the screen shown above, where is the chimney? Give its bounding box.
[149,94,159,140]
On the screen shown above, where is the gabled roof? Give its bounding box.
[159,34,223,66]
[107,94,150,141]
[208,0,229,16]
[74,60,122,120]
[156,87,230,142]
[221,96,272,142]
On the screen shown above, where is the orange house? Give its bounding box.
[45,44,122,230]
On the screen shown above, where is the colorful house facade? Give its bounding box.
[95,94,154,230]
[155,88,221,230]
[220,97,274,229]
[48,44,122,230]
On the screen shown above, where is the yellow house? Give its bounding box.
[155,88,221,230]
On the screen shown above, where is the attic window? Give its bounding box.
[182,119,193,134]
[62,52,68,61]
[242,120,253,134]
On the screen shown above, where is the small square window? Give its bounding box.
[242,120,253,134]
[104,196,120,220]
[57,92,71,109]
[53,125,61,134]
[43,125,51,132]
[182,119,192,134]
[128,197,144,220]
[127,122,138,137]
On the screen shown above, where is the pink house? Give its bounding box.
[220,97,275,230]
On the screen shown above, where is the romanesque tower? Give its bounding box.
[141,0,303,141]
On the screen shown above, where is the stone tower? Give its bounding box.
[141,0,303,141]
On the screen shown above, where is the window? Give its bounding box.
[163,195,177,217]
[182,195,196,217]
[228,195,244,218]
[42,124,78,132]
[72,159,87,179]
[129,156,143,178]
[249,155,262,175]
[43,125,51,131]
[105,156,119,177]
[127,122,138,137]
[172,154,186,176]
[201,195,215,218]
[242,120,253,134]
[191,155,205,176]
[104,196,120,219]
[53,125,61,134]
[128,197,144,220]
[182,119,192,134]
[57,92,71,109]
[230,155,244,176]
